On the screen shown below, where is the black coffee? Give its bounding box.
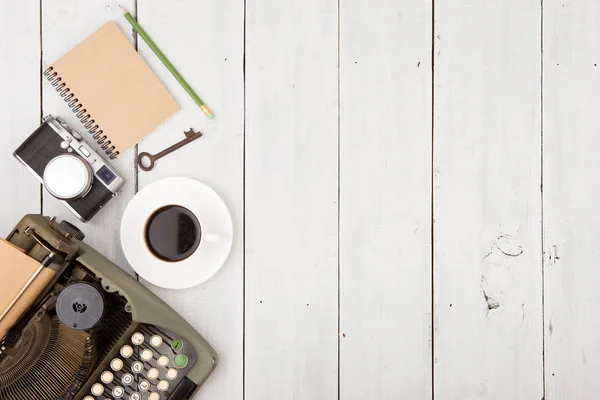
[145,205,201,262]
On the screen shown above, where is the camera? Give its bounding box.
[14,115,124,222]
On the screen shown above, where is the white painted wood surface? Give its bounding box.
[433,1,543,399]
[0,0,40,232]
[1,1,599,399]
[244,0,339,399]
[339,0,432,398]
[544,1,600,398]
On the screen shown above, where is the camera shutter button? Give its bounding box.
[43,154,93,200]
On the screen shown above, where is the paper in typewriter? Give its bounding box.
[0,239,39,313]
[49,21,179,156]
[0,239,56,339]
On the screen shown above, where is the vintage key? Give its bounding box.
[138,128,202,171]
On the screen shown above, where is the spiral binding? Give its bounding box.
[43,67,119,159]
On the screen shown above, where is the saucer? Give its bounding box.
[120,177,233,289]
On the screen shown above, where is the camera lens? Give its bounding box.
[97,165,116,185]
[44,155,93,200]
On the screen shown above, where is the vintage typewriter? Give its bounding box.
[0,215,217,400]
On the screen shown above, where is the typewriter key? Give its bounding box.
[166,368,178,380]
[171,338,183,350]
[111,358,124,371]
[131,332,145,345]
[120,345,133,358]
[122,373,134,386]
[141,349,153,361]
[101,371,114,384]
[131,361,144,373]
[112,386,125,398]
[149,393,161,400]
[130,392,142,400]
[157,380,169,391]
[91,383,104,396]
[139,380,151,392]
[174,353,189,368]
[148,367,160,380]
[157,355,169,367]
[84,397,94,400]
[150,335,163,347]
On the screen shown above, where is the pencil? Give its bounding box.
[120,6,214,119]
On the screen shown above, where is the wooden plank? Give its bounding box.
[41,0,136,272]
[244,0,339,399]
[543,1,600,398]
[338,0,432,398]
[0,1,41,232]
[135,0,244,398]
[433,1,543,398]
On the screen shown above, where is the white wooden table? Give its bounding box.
[1,0,597,399]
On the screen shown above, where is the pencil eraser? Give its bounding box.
[208,113,214,119]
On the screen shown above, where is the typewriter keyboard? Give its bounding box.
[84,324,197,400]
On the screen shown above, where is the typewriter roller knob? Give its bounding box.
[59,220,85,240]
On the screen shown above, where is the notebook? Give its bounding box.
[44,21,179,159]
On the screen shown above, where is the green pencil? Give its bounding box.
[120,6,213,119]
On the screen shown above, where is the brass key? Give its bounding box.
[138,128,202,171]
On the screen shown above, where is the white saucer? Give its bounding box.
[120,177,233,289]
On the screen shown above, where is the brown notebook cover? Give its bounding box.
[47,21,179,158]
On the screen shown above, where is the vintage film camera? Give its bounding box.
[14,116,124,222]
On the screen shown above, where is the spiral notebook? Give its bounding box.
[44,21,179,159]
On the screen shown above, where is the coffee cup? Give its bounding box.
[144,205,220,262]
[121,177,233,288]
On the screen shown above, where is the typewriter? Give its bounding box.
[0,215,217,400]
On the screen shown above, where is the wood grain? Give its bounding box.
[433,1,543,398]
[135,0,244,398]
[6,1,600,399]
[339,0,432,398]
[41,0,136,273]
[244,0,339,398]
[543,1,600,398]
[0,0,41,232]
